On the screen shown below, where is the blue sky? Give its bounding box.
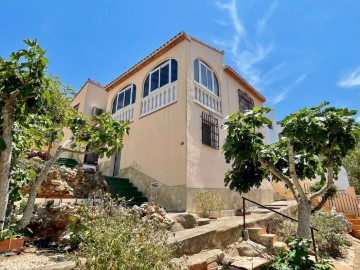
[1,0,359,120]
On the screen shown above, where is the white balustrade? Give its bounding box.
[141,81,177,116]
[194,83,222,115]
[112,104,134,122]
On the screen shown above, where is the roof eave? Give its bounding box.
[223,66,266,103]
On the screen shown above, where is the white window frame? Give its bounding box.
[112,84,136,113]
[195,59,219,96]
[149,59,172,94]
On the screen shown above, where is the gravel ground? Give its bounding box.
[0,247,69,270]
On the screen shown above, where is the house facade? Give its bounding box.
[66,32,275,212]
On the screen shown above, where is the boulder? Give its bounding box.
[173,213,199,229]
[236,240,267,257]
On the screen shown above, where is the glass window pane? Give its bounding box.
[143,76,149,97]
[124,88,131,107]
[200,64,207,86]
[207,69,213,91]
[214,76,219,96]
[112,95,117,113]
[150,70,159,91]
[194,59,199,82]
[171,59,178,82]
[160,64,169,87]
[117,92,124,110]
[132,85,136,104]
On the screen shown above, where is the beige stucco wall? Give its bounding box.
[102,39,189,188]
[185,38,273,209]
[59,81,108,160]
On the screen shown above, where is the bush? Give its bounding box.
[312,211,352,258]
[264,238,334,270]
[69,192,174,270]
[193,191,224,218]
[266,208,351,259]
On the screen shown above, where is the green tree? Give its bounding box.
[222,103,359,238]
[0,40,48,234]
[17,110,129,229]
[343,142,360,194]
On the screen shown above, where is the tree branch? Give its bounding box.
[259,157,299,202]
[310,161,334,200]
[287,139,307,201]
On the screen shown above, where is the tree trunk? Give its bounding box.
[18,146,64,229]
[0,101,14,236]
[297,198,312,238]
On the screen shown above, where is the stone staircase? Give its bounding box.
[104,176,148,206]
[54,158,78,168]
[348,214,360,239]
[247,227,287,254]
[322,205,360,239]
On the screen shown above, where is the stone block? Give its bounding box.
[198,218,210,226]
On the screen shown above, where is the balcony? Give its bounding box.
[194,83,222,116]
[140,81,177,117]
[112,104,135,122]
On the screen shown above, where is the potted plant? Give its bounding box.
[0,226,28,253]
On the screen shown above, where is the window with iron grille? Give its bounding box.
[73,103,80,111]
[238,90,254,113]
[201,112,219,149]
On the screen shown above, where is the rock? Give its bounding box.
[30,156,43,162]
[59,231,72,244]
[173,213,199,229]
[236,240,267,257]
[171,222,185,232]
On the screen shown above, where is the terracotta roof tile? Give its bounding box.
[223,65,266,103]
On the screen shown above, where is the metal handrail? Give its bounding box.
[242,197,318,262]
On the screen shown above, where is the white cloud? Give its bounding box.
[215,0,246,38]
[356,115,360,122]
[270,87,288,105]
[337,67,360,88]
[257,0,279,35]
[214,19,228,26]
[214,0,275,86]
[269,73,308,105]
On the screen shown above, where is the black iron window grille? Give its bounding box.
[201,111,219,149]
[238,90,254,113]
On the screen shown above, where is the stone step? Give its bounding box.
[349,219,360,225]
[258,234,277,249]
[345,214,356,219]
[352,224,360,231]
[273,241,287,253]
[350,230,360,239]
[247,227,267,243]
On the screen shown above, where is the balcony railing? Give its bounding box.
[194,83,222,116]
[112,104,135,122]
[140,81,177,117]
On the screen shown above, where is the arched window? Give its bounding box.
[143,59,178,97]
[194,59,219,96]
[112,84,136,114]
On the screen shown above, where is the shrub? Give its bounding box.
[264,238,334,270]
[193,191,224,218]
[312,211,352,258]
[69,192,174,270]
